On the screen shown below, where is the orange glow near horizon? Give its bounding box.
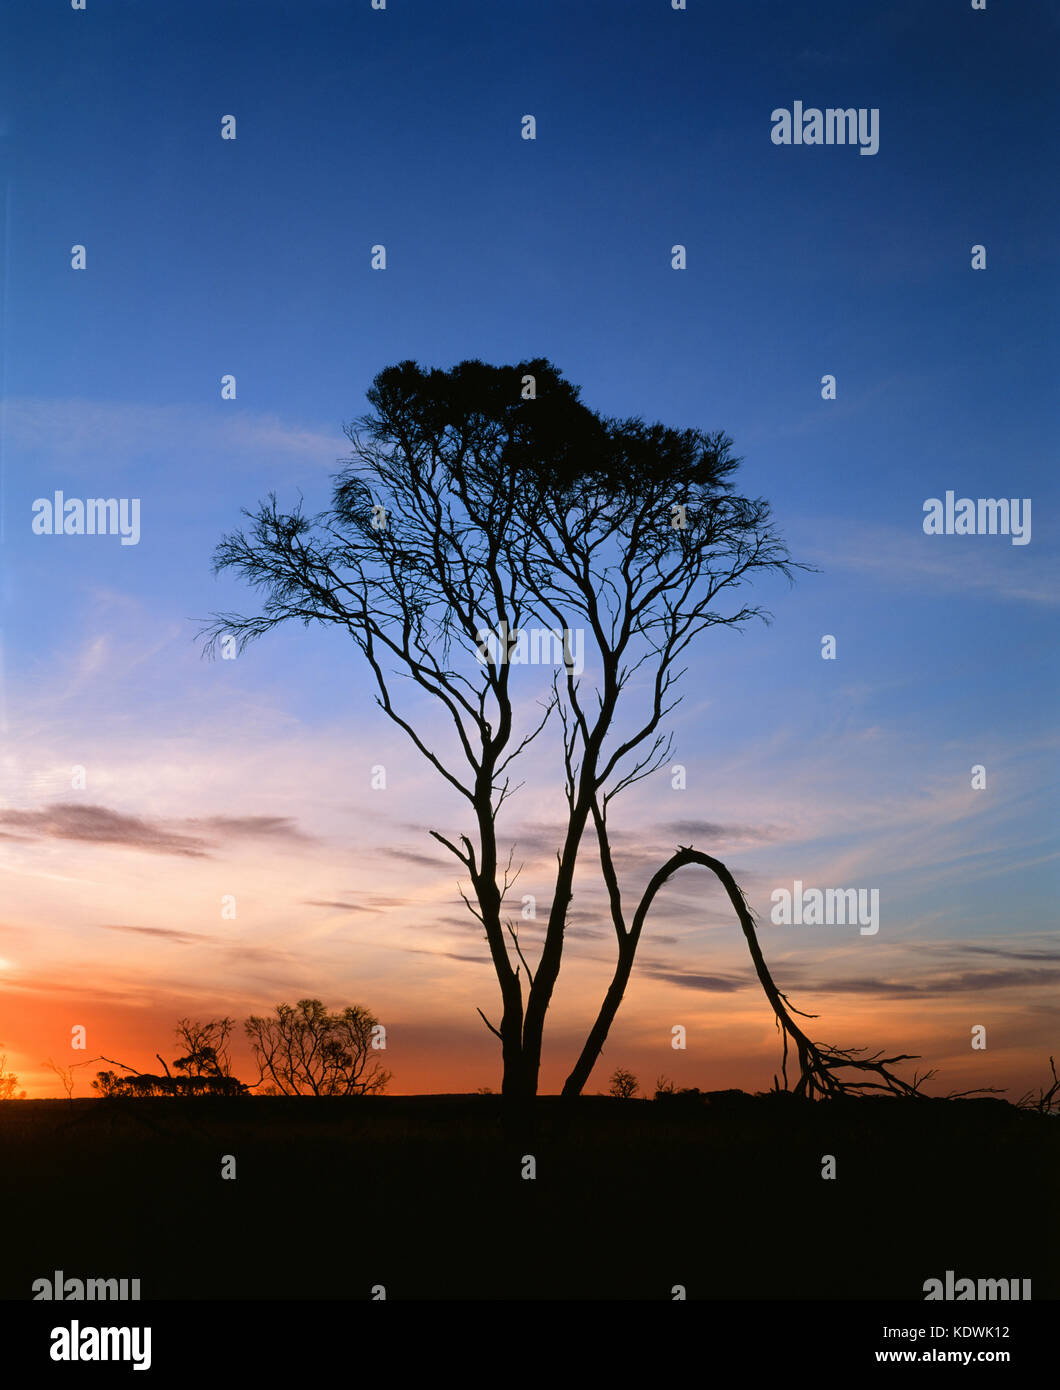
[3,966,1051,1104]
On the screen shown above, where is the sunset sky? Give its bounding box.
[1,2,1056,1101]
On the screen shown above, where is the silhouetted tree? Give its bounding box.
[41,1057,101,1105]
[608,1067,638,1099]
[0,1045,25,1100]
[244,998,390,1096]
[91,1017,249,1097]
[203,359,801,1103]
[172,1017,236,1079]
[42,1059,76,1102]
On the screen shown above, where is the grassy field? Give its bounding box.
[3,1092,1056,1301]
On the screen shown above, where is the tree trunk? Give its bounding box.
[519,801,594,1096]
[560,847,788,1097]
[561,938,636,1098]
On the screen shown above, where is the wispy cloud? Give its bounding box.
[638,966,749,993]
[0,803,210,857]
[401,946,492,966]
[189,814,313,843]
[302,899,380,913]
[378,846,452,870]
[816,967,1060,998]
[960,943,1060,963]
[804,520,1059,606]
[657,819,785,847]
[0,802,315,857]
[97,923,209,944]
[7,397,343,472]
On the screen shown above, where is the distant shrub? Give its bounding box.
[92,1070,248,1098]
[654,1085,702,1103]
[609,1067,639,1099]
[0,1046,25,1100]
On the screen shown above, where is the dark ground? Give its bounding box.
[2,1092,1056,1301]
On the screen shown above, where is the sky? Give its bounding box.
[0,0,1057,1100]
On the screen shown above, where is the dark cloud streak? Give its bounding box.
[0,802,315,858]
[96,923,209,944]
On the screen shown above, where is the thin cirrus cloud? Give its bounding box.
[803,520,1059,607]
[302,899,381,913]
[957,943,1060,963]
[657,819,785,847]
[0,802,315,856]
[401,946,492,967]
[6,397,344,472]
[0,803,210,856]
[813,967,1060,998]
[637,967,750,994]
[189,815,315,843]
[96,924,212,944]
[377,846,452,870]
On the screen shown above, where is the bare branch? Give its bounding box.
[477,1008,503,1041]
[505,919,536,986]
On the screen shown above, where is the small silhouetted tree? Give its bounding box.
[91,1017,248,1097]
[91,1069,123,1097]
[42,1057,102,1106]
[43,1059,76,1102]
[609,1067,639,1099]
[0,1046,25,1100]
[244,999,390,1096]
[172,1017,236,1079]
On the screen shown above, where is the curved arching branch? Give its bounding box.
[562,846,932,1100]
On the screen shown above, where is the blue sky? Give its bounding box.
[1,1,1057,1097]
